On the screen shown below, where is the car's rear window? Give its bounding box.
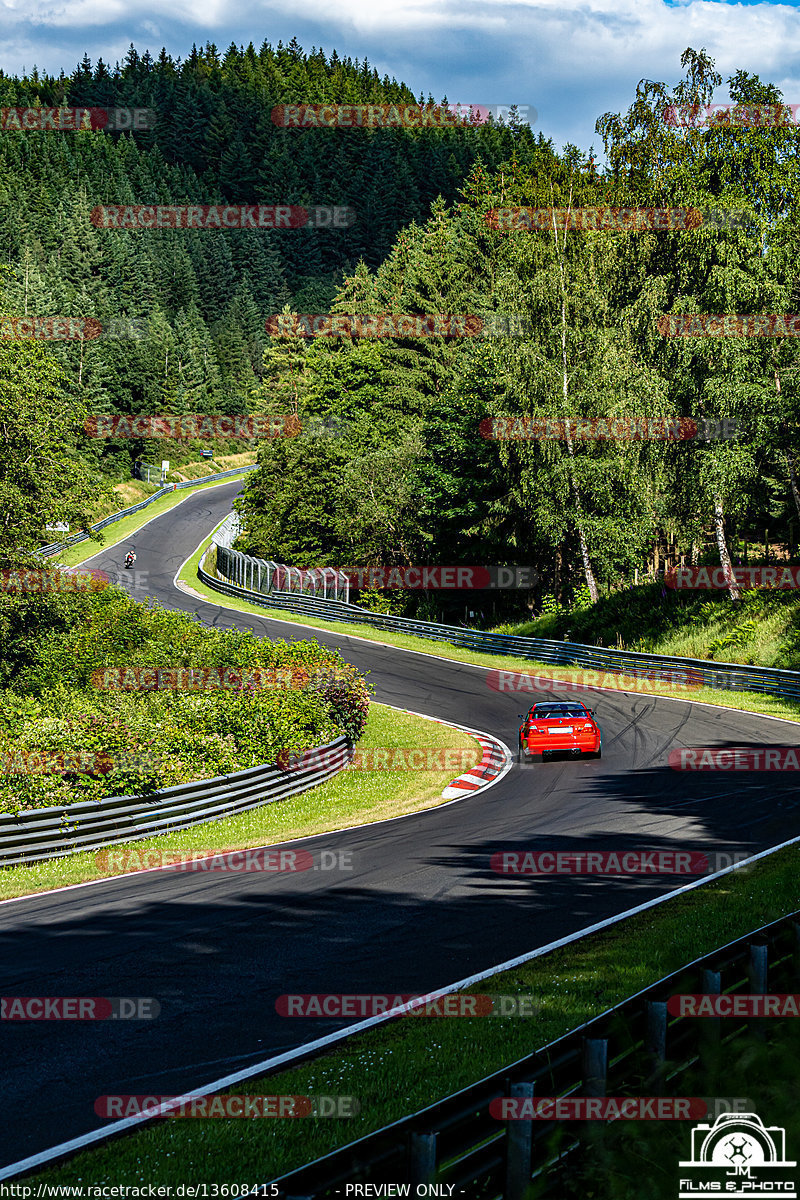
[532,706,588,718]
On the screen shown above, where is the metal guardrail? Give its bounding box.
[200,549,800,703]
[213,512,242,550]
[0,735,350,867]
[215,543,351,603]
[38,465,257,558]
[272,909,800,1197]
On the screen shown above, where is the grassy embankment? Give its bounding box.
[493,581,800,670]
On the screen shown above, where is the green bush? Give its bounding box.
[355,587,407,616]
[0,585,370,814]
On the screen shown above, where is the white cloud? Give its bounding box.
[0,0,799,154]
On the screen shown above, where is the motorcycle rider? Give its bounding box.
[125,547,136,567]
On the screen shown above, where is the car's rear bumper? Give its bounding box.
[526,738,600,753]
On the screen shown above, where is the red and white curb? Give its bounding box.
[383,703,513,799]
[441,734,508,798]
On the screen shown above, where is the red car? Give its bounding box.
[518,701,602,762]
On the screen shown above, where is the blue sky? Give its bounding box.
[4,0,800,156]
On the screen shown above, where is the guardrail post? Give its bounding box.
[409,1131,437,1184]
[505,1081,534,1200]
[645,1001,668,1093]
[749,943,768,992]
[749,943,768,1040]
[700,968,721,1075]
[583,1038,608,1097]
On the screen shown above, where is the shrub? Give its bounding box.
[0,586,371,814]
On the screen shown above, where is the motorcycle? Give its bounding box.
[124,551,136,569]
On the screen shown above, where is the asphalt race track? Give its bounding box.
[3,478,800,1168]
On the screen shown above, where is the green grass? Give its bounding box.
[495,583,800,671]
[0,704,478,901]
[53,469,255,569]
[181,537,800,727]
[20,518,800,1184]
[31,836,800,1185]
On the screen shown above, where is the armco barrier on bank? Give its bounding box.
[270,914,799,1194]
[206,538,800,704]
[0,733,351,868]
[37,464,257,558]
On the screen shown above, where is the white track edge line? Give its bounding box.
[5,829,800,1180]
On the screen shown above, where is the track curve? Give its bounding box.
[3,480,800,1168]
